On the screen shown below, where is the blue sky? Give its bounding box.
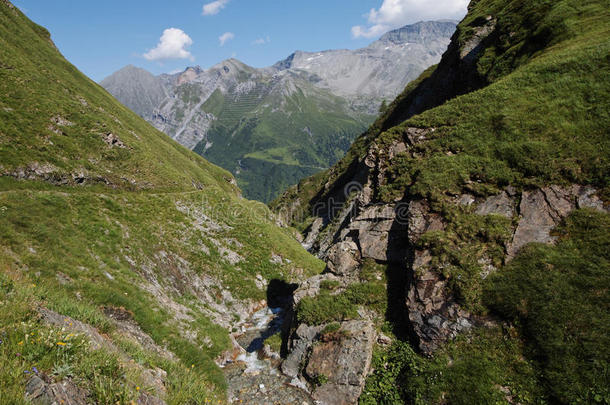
[12,0,468,82]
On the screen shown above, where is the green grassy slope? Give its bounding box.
[0,1,233,193]
[0,2,324,403]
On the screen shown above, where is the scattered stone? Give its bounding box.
[270,253,284,265]
[50,115,74,127]
[25,374,90,405]
[55,272,72,285]
[101,132,126,148]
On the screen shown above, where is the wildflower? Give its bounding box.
[32,367,38,374]
[57,342,66,346]
[24,370,30,374]
[16,352,21,357]
[191,364,195,368]
[18,341,23,345]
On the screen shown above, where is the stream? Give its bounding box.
[222,307,314,405]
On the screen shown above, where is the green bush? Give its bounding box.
[296,278,388,326]
[486,209,610,404]
[361,328,544,405]
[296,292,357,325]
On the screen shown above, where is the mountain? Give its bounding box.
[0,1,323,403]
[99,64,168,118]
[272,0,610,403]
[101,21,456,202]
[273,21,456,103]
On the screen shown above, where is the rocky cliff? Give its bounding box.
[273,0,609,403]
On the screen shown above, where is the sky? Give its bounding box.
[12,0,469,82]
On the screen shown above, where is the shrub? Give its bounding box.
[485,209,610,404]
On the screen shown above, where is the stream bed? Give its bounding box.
[222,307,314,405]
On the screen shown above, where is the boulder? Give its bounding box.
[309,321,375,404]
[326,241,360,277]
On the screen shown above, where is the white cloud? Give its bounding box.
[202,0,229,16]
[219,32,235,46]
[252,36,271,46]
[352,0,469,38]
[143,28,194,61]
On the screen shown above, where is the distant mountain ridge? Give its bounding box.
[101,21,456,201]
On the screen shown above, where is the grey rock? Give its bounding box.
[475,191,516,218]
[100,65,168,119]
[137,393,166,405]
[306,320,375,405]
[348,204,410,263]
[577,185,606,211]
[460,17,496,61]
[25,374,91,405]
[407,200,445,243]
[507,185,607,258]
[101,133,126,149]
[326,241,360,277]
[507,186,574,258]
[282,323,324,378]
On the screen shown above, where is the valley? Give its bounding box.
[0,0,609,404]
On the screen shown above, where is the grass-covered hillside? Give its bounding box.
[274,0,609,215]
[272,0,609,403]
[0,1,324,403]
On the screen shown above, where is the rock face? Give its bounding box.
[306,321,375,405]
[100,21,456,202]
[283,121,608,356]
[507,185,605,258]
[100,65,168,119]
[282,321,376,405]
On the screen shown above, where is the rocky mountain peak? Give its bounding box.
[377,20,458,45]
[176,66,203,85]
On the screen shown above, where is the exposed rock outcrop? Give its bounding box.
[285,129,608,357]
[26,374,90,405]
[282,320,376,405]
[507,185,605,258]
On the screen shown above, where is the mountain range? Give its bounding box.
[101,21,456,201]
